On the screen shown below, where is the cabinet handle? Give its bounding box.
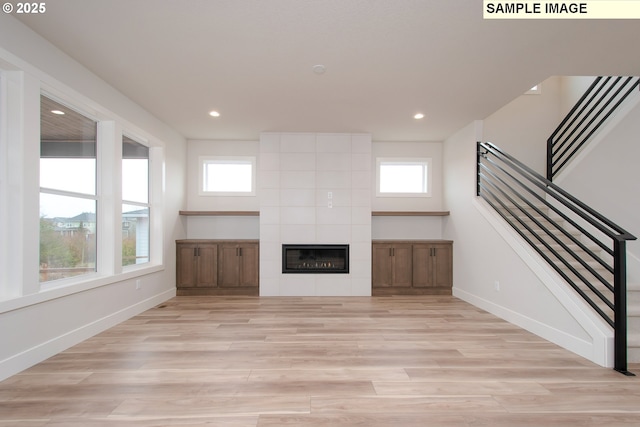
[239,247,242,256]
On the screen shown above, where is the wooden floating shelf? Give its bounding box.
[179,211,260,216]
[371,211,450,216]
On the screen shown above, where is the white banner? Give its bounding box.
[483,0,640,19]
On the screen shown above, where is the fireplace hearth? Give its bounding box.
[282,244,349,274]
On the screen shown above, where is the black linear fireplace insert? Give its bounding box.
[282,244,349,274]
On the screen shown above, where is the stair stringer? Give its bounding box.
[470,197,613,367]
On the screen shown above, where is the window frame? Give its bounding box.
[121,134,151,268]
[376,157,432,198]
[39,94,99,285]
[199,155,257,196]
[0,50,166,310]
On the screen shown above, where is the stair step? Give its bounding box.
[629,282,640,291]
[628,304,640,316]
[628,316,640,332]
[630,322,640,365]
[629,332,640,347]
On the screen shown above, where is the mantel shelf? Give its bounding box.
[179,211,260,216]
[371,211,450,216]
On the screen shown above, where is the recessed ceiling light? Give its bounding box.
[209,111,220,117]
[312,64,326,74]
[414,113,425,120]
[51,110,65,115]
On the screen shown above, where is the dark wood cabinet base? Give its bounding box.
[372,287,451,296]
[176,287,259,296]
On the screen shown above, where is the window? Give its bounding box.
[376,158,431,197]
[122,136,150,266]
[526,84,541,94]
[39,95,98,282]
[200,156,256,196]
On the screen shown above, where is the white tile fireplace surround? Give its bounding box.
[259,132,372,296]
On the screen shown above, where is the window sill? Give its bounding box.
[0,264,164,315]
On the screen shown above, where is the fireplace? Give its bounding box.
[282,244,349,274]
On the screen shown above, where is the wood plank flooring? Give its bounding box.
[1,295,640,426]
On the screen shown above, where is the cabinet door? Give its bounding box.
[412,243,452,288]
[218,244,241,287]
[411,244,431,288]
[238,243,259,287]
[430,243,452,288]
[391,244,412,287]
[176,242,198,288]
[372,244,393,287]
[196,244,217,287]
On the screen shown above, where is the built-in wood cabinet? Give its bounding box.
[372,240,452,295]
[372,243,413,288]
[217,242,259,288]
[176,241,217,288]
[176,240,259,295]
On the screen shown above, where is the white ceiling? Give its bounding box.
[17,0,640,142]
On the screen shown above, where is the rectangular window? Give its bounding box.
[122,136,150,266]
[526,84,541,94]
[39,95,98,282]
[376,158,431,197]
[200,156,256,196]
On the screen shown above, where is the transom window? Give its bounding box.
[376,158,432,197]
[199,156,256,196]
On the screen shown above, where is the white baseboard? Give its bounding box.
[470,198,613,367]
[0,289,175,381]
[453,287,610,367]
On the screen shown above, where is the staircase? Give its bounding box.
[477,141,636,374]
[499,205,640,364]
[477,76,639,373]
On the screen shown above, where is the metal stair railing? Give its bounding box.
[478,141,637,375]
[547,76,640,181]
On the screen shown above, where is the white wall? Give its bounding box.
[443,121,613,367]
[0,14,186,380]
[554,92,640,282]
[559,76,595,116]
[372,141,443,211]
[186,140,260,212]
[371,141,445,240]
[185,139,446,241]
[185,139,260,239]
[482,76,562,177]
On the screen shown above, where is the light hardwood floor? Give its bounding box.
[1,295,640,426]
